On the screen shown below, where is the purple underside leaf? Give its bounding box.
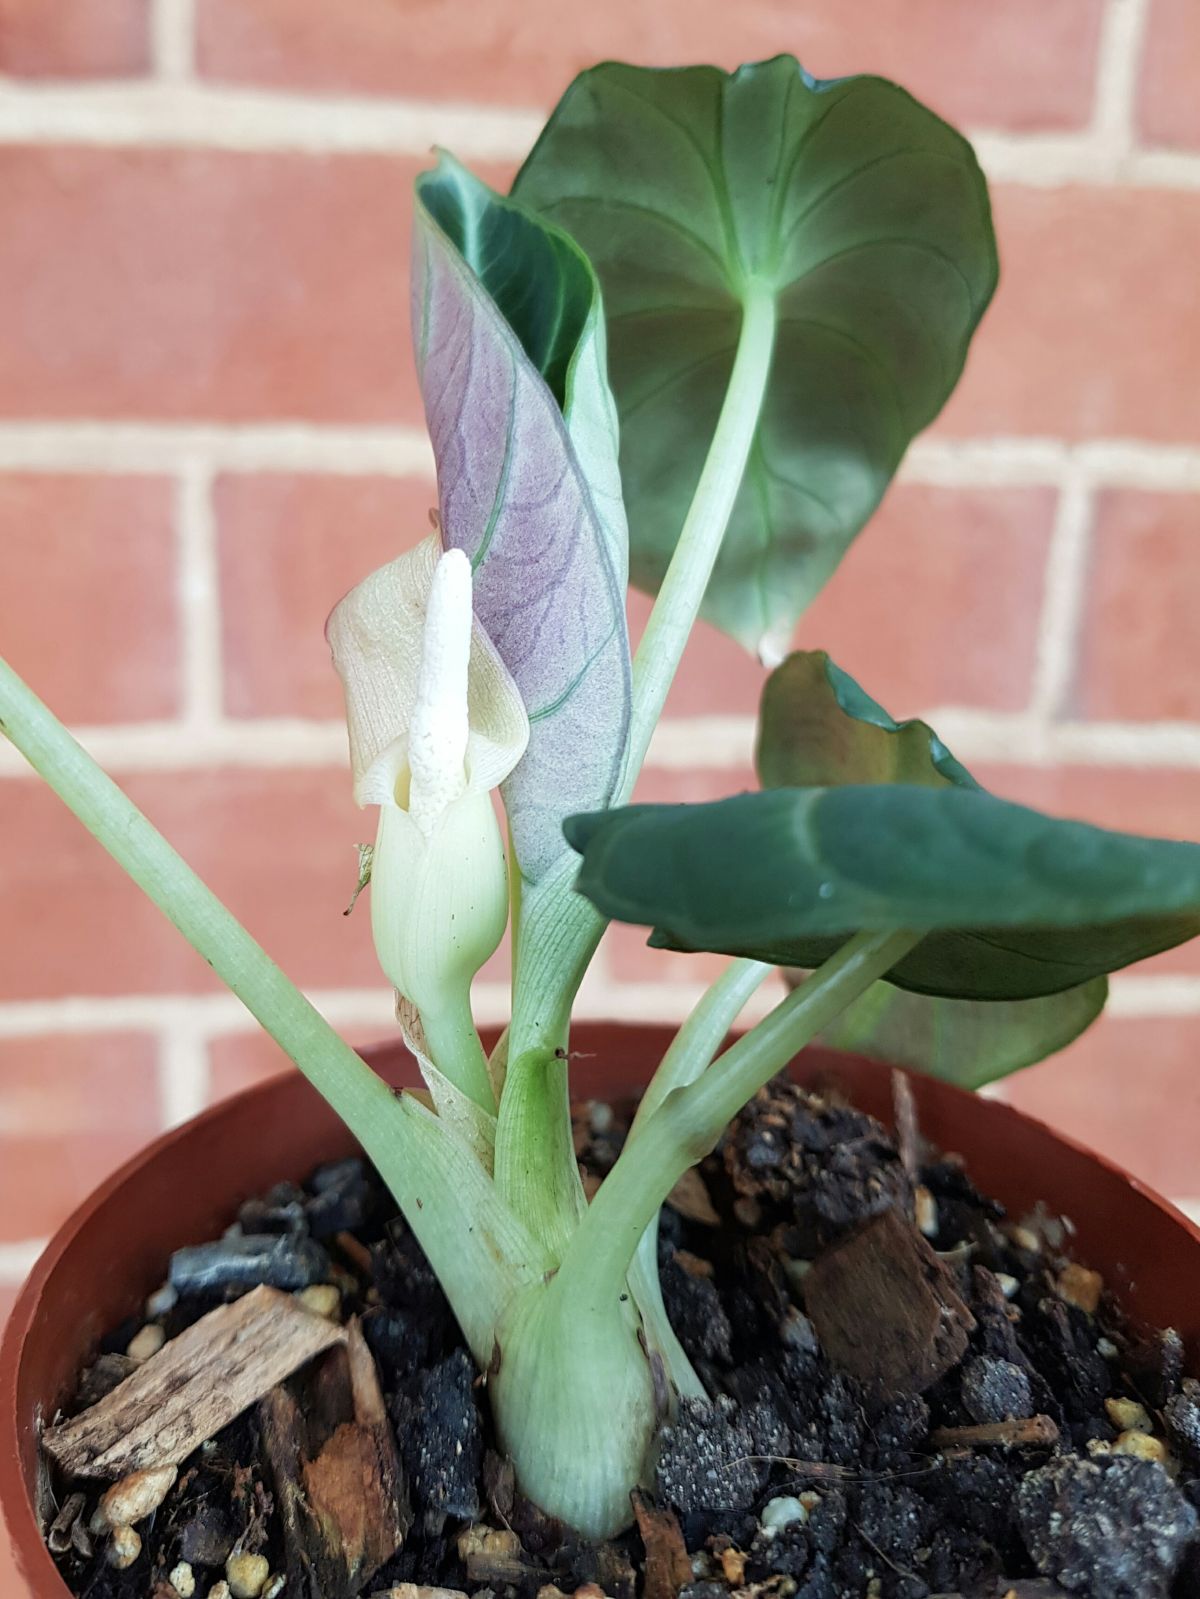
[413,194,631,883]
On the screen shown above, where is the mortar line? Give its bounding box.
[1027,470,1096,725]
[150,0,196,81]
[0,1240,47,1284]
[157,1021,210,1129]
[0,80,1197,189]
[1091,0,1150,149]
[0,426,1197,488]
[176,460,224,726]
[3,710,1200,778]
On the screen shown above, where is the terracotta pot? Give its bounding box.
[4,1024,1200,1596]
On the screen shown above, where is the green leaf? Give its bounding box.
[564,651,1200,1000]
[760,652,1107,1082]
[565,788,1200,999]
[809,976,1108,1088]
[413,156,631,882]
[513,57,997,659]
[757,650,977,790]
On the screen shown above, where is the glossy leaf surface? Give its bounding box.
[514,58,997,658]
[565,653,1200,1001]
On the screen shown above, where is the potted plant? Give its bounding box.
[3,54,1200,1599]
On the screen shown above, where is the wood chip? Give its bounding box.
[891,1069,920,1180]
[43,1285,345,1480]
[259,1318,409,1599]
[666,1168,720,1226]
[374,1589,468,1599]
[804,1208,976,1401]
[632,1491,692,1599]
[930,1415,1060,1450]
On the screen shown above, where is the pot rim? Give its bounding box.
[4,1027,1200,1598]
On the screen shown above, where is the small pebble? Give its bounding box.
[1008,1225,1041,1253]
[169,1562,196,1598]
[760,1495,808,1534]
[995,1272,1020,1300]
[782,1257,811,1293]
[961,1356,1034,1424]
[170,1233,330,1294]
[588,1101,614,1134]
[1098,1336,1120,1359]
[146,1282,178,1319]
[798,1490,822,1513]
[914,1185,938,1238]
[262,1577,286,1599]
[126,1322,166,1363]
[296,1283,341,1319]
[1106,1396,1154,1434]
[1114,1430,1167,1463]
[93,1464,178,1530]
[210,1586,232,1599]
[457,1526,520,1561]
[106,1525,142,1571]
[227,1552,271,1598]
[1057,1262,1103,1314]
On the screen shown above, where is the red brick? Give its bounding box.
[0,0,149,78]
[0,475,179,723]
[0,1520,24,1599]
[207,1019,391,1105]
[1139,0,1200,149]
[196,0,1103,133]
[938,186,1200,443]
[1073,491,1200,721]
[0,150,426,422]
[0,768,381,998]
[638,484,1052,720]
[0,1033,160,1241]
[798,486,1053,712]
[1005,1013,1200,1198]
[218,474,437,717]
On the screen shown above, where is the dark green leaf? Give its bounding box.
[757,652,1108,1080]
[513,57,997,658]
[565,788,1200,998]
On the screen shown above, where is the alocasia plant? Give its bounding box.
[2,55,1198,1541]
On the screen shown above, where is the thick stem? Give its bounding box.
[498,283,779,1246]
[490,1271,657,1539]
[556,929,921,1307]
[619,279,777,796]
[0,655,544,1348]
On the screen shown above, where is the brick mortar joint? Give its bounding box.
[0,80,1197,186]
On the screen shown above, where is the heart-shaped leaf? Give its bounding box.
[564,653,1200,1001]
[513,58,997,659]
[414,156,631,882]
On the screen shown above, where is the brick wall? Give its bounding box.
[1,0,1198,1377]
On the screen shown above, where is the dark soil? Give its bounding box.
[43,1076,1200,1599]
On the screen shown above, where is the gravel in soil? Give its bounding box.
[42,1077,1200,1599]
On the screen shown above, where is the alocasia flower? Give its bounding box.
[327,532,529,1111]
